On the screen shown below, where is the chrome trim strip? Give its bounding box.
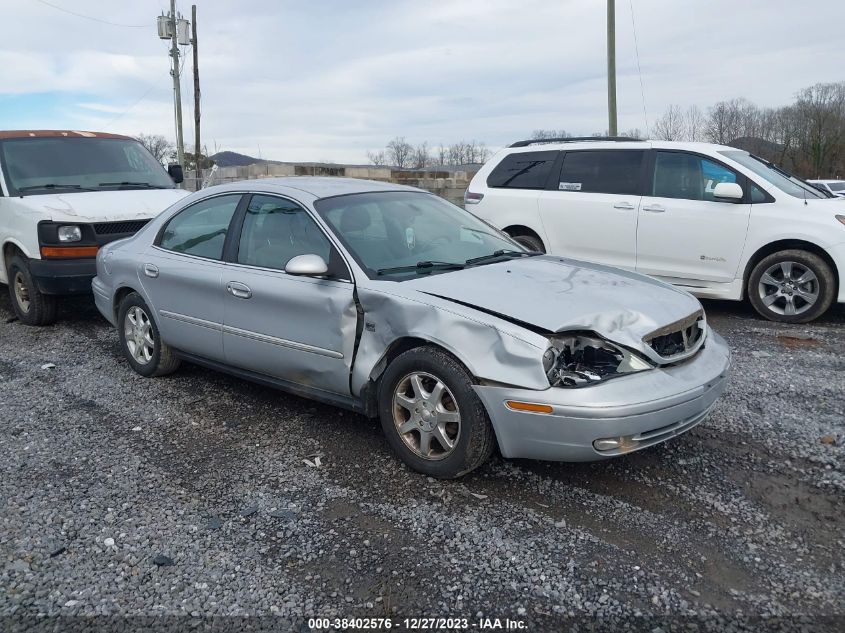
[222,324,343,359]
[159,310,223,332]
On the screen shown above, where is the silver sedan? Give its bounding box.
[93,178,731,478]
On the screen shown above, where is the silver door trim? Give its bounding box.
[160,310,223,332]
[222,324,344,359]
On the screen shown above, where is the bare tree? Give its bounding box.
[386,136,414,169]
[366,150,387,166]
[531,129,571,140]
[651,105,686,141]
[685,105,705,142]
[412,142,430,169]
[136,133,174,164]
[435,144,448,167]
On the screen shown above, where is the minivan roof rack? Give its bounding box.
[508,136,643,148]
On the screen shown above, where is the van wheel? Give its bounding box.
[511,234,545,253]
[117,292,181,377]
[7,255,58,326]
[378,346,495,478]
[748,249,835,323]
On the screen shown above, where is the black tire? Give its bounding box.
[117,292,181,377]
[511,233,545,253]
[7,255,58,326]
[748,249,835,323]
[378,346,496,478]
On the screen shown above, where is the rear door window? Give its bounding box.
[557,150,645,194]
[486,151,558,189]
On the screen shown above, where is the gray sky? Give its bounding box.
[1,0,842,162]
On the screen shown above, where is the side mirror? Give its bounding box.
[285,254,328,276]
[713,182,743,201]
[167,163,184,184]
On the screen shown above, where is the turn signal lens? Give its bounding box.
[41,246,99,258]
[836,214,845,226]
[505,400,553,414]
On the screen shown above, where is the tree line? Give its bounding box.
[366,137,491,169]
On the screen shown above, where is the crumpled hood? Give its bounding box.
[15,189,189,222]
[403,256,703,353]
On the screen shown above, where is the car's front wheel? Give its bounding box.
[378,346,496,478]
[748,249,835,323]
[7,255,58,326]
[117,292,181,377]
[511,233,545,253]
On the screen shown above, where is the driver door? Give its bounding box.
[221,194,357,396]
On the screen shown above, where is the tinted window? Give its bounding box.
[237,195,340,274]
[557,150,644,195]
[652,152,738,201]
[159,194,240,259]
[487,151,557,189]
[750,183,768,203]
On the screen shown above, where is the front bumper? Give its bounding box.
[473,329,731,461]
[28,257,96,295]
[91,276,116,326]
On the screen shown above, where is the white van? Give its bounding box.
[465,138,845,323]
[0,130,189,325]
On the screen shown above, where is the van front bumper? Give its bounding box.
[473,329,731,462]
[28,258,96,295]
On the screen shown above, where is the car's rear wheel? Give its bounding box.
[7,255,58,326]
[117,292,180,377]
[511,233,545,253]
[748,249,835,323]
[378,346,496,478]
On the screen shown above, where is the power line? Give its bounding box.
[104,84,160,127]
[628,0,649,134]
[34,0,148,28]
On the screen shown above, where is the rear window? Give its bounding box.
[557,150,645,195]
[486,151,558,189]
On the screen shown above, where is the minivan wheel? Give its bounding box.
[117,292,180,377]
[511,233,545,253]
[378,346,496,478]
[748,249,835,323]
[7,255,58,326]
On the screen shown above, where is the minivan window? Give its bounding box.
[486,151,557,189]
[652,152,738,201]
[159,194,241,260]
[719,150,824,199]
[0,137,174,196]
[557,150,644,195]
[237,195,337,272]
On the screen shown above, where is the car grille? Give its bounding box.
[644,310,706,360]
[93,220,150,235]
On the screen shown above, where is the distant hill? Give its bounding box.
[209,151,281,168]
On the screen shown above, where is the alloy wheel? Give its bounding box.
[13,272,30,314]
[757,261,819,316]
[124,306,155,365]
[392,372,461,460]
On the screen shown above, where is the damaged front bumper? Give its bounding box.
[473,329,731,462]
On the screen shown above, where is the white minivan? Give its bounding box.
[0,130,189,325]
[465,138,845,323]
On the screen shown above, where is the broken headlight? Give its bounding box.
[544,332,652,388]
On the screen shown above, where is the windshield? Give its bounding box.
[314,191,525,279]
[720,150,825,199]
[828,182,845,192]
[0,137,174,196]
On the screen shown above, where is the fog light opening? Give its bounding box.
[593,438,621,451]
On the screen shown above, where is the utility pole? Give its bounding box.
[191,4,201,185]
[169,0,185,169]
[607,0,618,136]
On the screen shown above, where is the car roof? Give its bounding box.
[501,139,740,153]
[0,130,134,140]
[205,176,422,199]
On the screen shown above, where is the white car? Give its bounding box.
[465,138,845,323]
[0,130,189,325]
[808,179,845,198]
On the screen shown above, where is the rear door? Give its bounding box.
[221,194,357,396]
[538,149,646,270]
[141,193,243,361]
[636,150,751,283]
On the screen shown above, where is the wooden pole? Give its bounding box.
[192,4,202,186]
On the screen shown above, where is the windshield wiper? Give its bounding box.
[17,183,96,192]
[465,249,540,266]
[377,261,466,276]
[98,181,166,189]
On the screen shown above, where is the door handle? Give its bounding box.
[642,204,666,213]
[226,281,252,299]
[613,201,635,210]
[143,263,159,278]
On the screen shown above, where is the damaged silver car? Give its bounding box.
[93,178,731,478]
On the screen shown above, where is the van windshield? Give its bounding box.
[720,150,825,199]
[0,137,174,196]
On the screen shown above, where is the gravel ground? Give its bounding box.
[0,291,842,632]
